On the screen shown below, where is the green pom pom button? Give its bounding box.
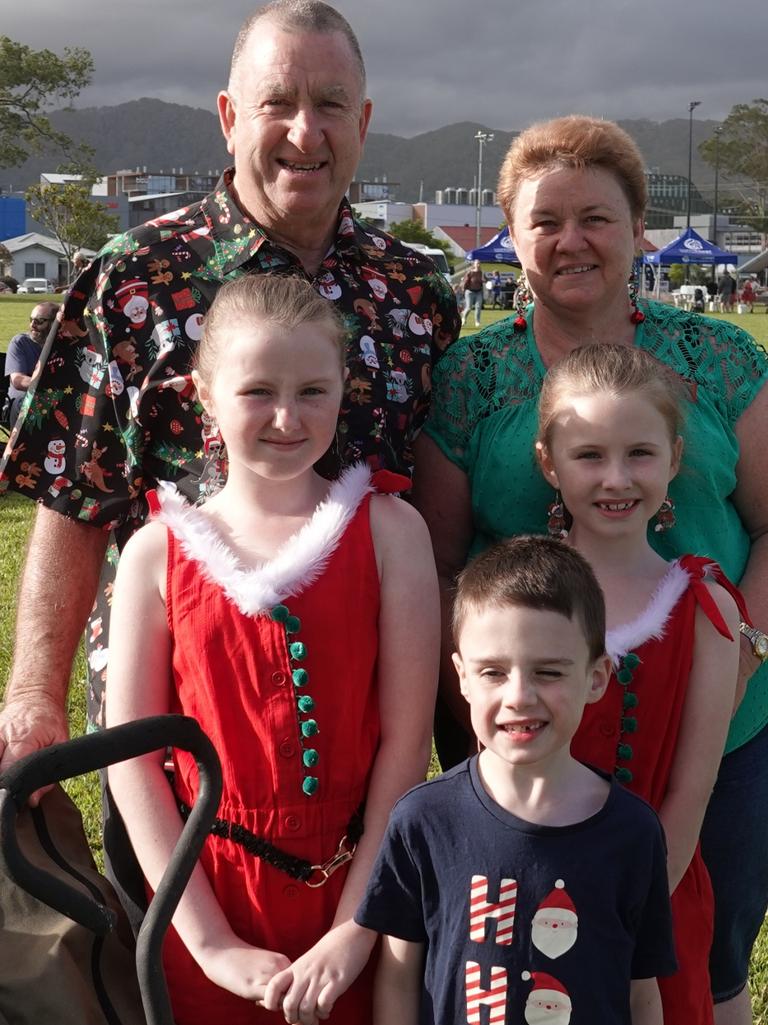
[270,604,289,623]
[302,776,319,796]
[297,695,315,713]
[289,642,307,660]
[301,719,318,737]
[303,749,319,768]
[292,668,309,687]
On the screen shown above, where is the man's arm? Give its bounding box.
[0,506,108,786]
[9,371,32,392]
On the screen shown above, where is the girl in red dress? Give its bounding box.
[536,344,746,1025]
[105,275,439,1025]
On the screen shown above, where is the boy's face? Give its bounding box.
[453,603,610,775]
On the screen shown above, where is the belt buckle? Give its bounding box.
[305,834,356,888]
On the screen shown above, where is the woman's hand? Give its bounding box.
[262,921,375,1024]
[198,941,291,1004]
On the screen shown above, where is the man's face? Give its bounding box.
[217,23,372,238]
[29,305,56,344]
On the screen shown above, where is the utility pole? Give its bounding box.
[474,130,494,249]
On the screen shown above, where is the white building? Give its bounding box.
[3,233,96,286]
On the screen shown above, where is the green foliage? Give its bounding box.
[0,35,94,170]
[700,100,768,240]
[25,181,117,276]
[388,218,453,258]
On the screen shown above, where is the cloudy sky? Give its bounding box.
[10,0,768,136]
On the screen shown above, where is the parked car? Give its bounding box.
[17,278,54,294]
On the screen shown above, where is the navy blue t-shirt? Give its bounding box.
[5,333,42,399]
[357,758,676,1025]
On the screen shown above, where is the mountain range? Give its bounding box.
[0,98,724,203]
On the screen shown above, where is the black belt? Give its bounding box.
[177,801,364,887]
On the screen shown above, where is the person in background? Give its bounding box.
[740,279,755,313]
[4,301,58,426]
[718,270,736,312]
[490,269,504,309]
[414,114,768,1025]
[461,259,484,328]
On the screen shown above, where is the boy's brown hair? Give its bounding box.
[453,535,606,662]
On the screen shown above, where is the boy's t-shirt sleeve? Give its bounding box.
[630,814,678,980]
[355,800,427,943]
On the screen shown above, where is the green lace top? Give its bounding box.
[425,299,768,753]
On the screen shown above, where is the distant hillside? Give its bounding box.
[0,98,723,203]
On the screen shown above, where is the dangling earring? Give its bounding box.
[201,411,227,496]
[547,491,569,538]
[653,495,675,532]
[513,272,531,333]
[628,259,645,324]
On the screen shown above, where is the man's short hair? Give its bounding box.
[229,1,366,97]
[453,536,606,662]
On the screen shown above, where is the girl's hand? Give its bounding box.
[263,921,375,1024]
[199,941,291,1004]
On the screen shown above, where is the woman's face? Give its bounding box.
[510,165,644,316]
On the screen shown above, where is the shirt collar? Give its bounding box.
[204,171,365,272]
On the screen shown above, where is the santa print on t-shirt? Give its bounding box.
[465,875,576,1025]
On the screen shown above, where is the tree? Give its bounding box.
[699,99,768,243]
[0,36,94,169]
[388,219,454,261]
[25,180,118,281]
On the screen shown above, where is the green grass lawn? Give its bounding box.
[2,292,768,1013]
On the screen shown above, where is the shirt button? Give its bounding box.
[278,739,295,758]
[285,815,301,832]
[599,720,617,737]
[284,884,299,900]
[272,670,286,686]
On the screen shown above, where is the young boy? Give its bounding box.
[356,537,677,1025]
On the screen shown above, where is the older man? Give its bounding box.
[4,301,58,425]
[0,0,458,933]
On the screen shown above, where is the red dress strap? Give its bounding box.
[678,554,751,640]
[370,469,411,495]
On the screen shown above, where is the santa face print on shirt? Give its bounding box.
[464,875,578,1025]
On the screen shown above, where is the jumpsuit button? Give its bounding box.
[599,720,617,738]
[272,670,286,686]
[278,739,295,758]
[285,814,301,832]
[283,884,299,900]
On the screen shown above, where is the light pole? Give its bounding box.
[474,130,494,249]
[711,126,722,288]
[686,100,701,231]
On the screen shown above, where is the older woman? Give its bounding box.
[414,116,768,1025]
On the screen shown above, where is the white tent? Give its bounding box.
[738,249,768,275]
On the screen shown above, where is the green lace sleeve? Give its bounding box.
[424,319,541,471]
[641,302,768,424]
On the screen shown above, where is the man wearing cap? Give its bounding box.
[0,0,458,922]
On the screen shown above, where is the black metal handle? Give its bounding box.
[0,715,222,1025]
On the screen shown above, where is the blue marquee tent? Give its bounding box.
[465,226,519,264]
[644,227,739,266]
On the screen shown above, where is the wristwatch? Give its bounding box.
[739,622,768,662]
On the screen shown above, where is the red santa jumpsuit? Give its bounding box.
[150,463,404,1025]
[571,555,748,1025]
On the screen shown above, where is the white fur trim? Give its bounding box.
[153,462,373,616]
[606,561,690,664]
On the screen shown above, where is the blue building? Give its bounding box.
[0,196,26,242]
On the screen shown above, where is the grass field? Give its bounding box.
[2,293,768,1015]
